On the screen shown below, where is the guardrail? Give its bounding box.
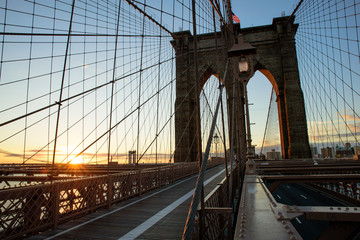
[192,163,240,240]
[0,159,223,240]
[253,158,360,204]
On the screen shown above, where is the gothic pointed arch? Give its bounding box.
[172,16,311,162]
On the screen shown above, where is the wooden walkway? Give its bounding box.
[28,164,226,240]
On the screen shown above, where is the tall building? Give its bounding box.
[335,143,353,158]
[310,146,318,157]
[321,147,333,158]
[266,149,281,160]
[353,146,360,155]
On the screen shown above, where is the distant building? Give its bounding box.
[266,149,281,160]
[321,147,333,158]
[310,146,318,157]
[128,150,136,164]
[354,146,360,155]
[335,143,353,158]
[108,161,118,166]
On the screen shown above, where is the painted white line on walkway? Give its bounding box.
[295,217,302,224]
[300,194,307,199]
[45,172,200,240]
[118,168,226,240]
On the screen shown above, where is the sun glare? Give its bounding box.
[56,146,85,164]
[69,157,84,164]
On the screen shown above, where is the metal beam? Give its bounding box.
[234,175,303,239]
[0,176,78,182]
[318,222,360,240]
[263,174,360,183]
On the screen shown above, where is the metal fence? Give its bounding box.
[195,163,240,240]
[0,159,223,240]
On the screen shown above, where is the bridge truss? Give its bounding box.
[0,0,232,239]
[295,0,359,155]
[0,0,229,168]
[0,0,360,239]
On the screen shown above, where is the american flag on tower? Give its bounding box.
[232,11,240,23]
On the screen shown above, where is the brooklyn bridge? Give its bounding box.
[0,0,359,239]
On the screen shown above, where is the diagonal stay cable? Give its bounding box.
[182,59,228,240]
[0,57,174,128]
[260,88,274,156]
[124,0,173,36]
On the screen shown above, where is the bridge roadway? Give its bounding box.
[28,164,227,240]
[234,172,360,240]
[273,183,346,240]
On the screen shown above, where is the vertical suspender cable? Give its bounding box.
[0,0,7,82]
[51,0,76,178]
[48,1,57,164]
[211,6,229,179]
[136,0,147,164]
[23,2,36,164]
[182,59,229,240]
[108,0,122,173]
[155,0,164,165]
[170,0,176,163]
[260,89,274,156]
[229,73,236,202]
[191,0,205,236]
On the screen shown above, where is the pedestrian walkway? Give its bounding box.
[28,164,226,240]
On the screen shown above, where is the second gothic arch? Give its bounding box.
[172,16,311,162]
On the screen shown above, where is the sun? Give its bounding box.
[69,156,84,164]
[56,145,86,164]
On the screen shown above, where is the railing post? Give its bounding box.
[138,169,142,196]
[171,165,175,183]
[181,163,183,179]
[158,166,162,187]
[107,175,113,208]
[227,211,232,240]
[218,183,225,239]
[53,183,60,228]
[23,188,42,232]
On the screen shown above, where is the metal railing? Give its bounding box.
[0,160,223,240]
[192,163,239,240]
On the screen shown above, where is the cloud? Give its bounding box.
[258,143,281,153]
[347,123,360,133]
[338,113,360,121]
[0,147,175,164]
[0,149,47,163]
[0,151,22,158]
[262,138,280,147]
[307,113,360,127]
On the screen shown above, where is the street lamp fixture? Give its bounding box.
[227,34,257,161]
[213,133,219,144]
[238,56,249,73]
[228,34,256,76]
[213,133,219,158]
[227,34,257,59]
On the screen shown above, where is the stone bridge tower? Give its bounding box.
[171,16,311,162]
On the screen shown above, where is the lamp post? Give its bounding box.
[213,133,219,158]
[228,34,256,161]
[243,79,254,159]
